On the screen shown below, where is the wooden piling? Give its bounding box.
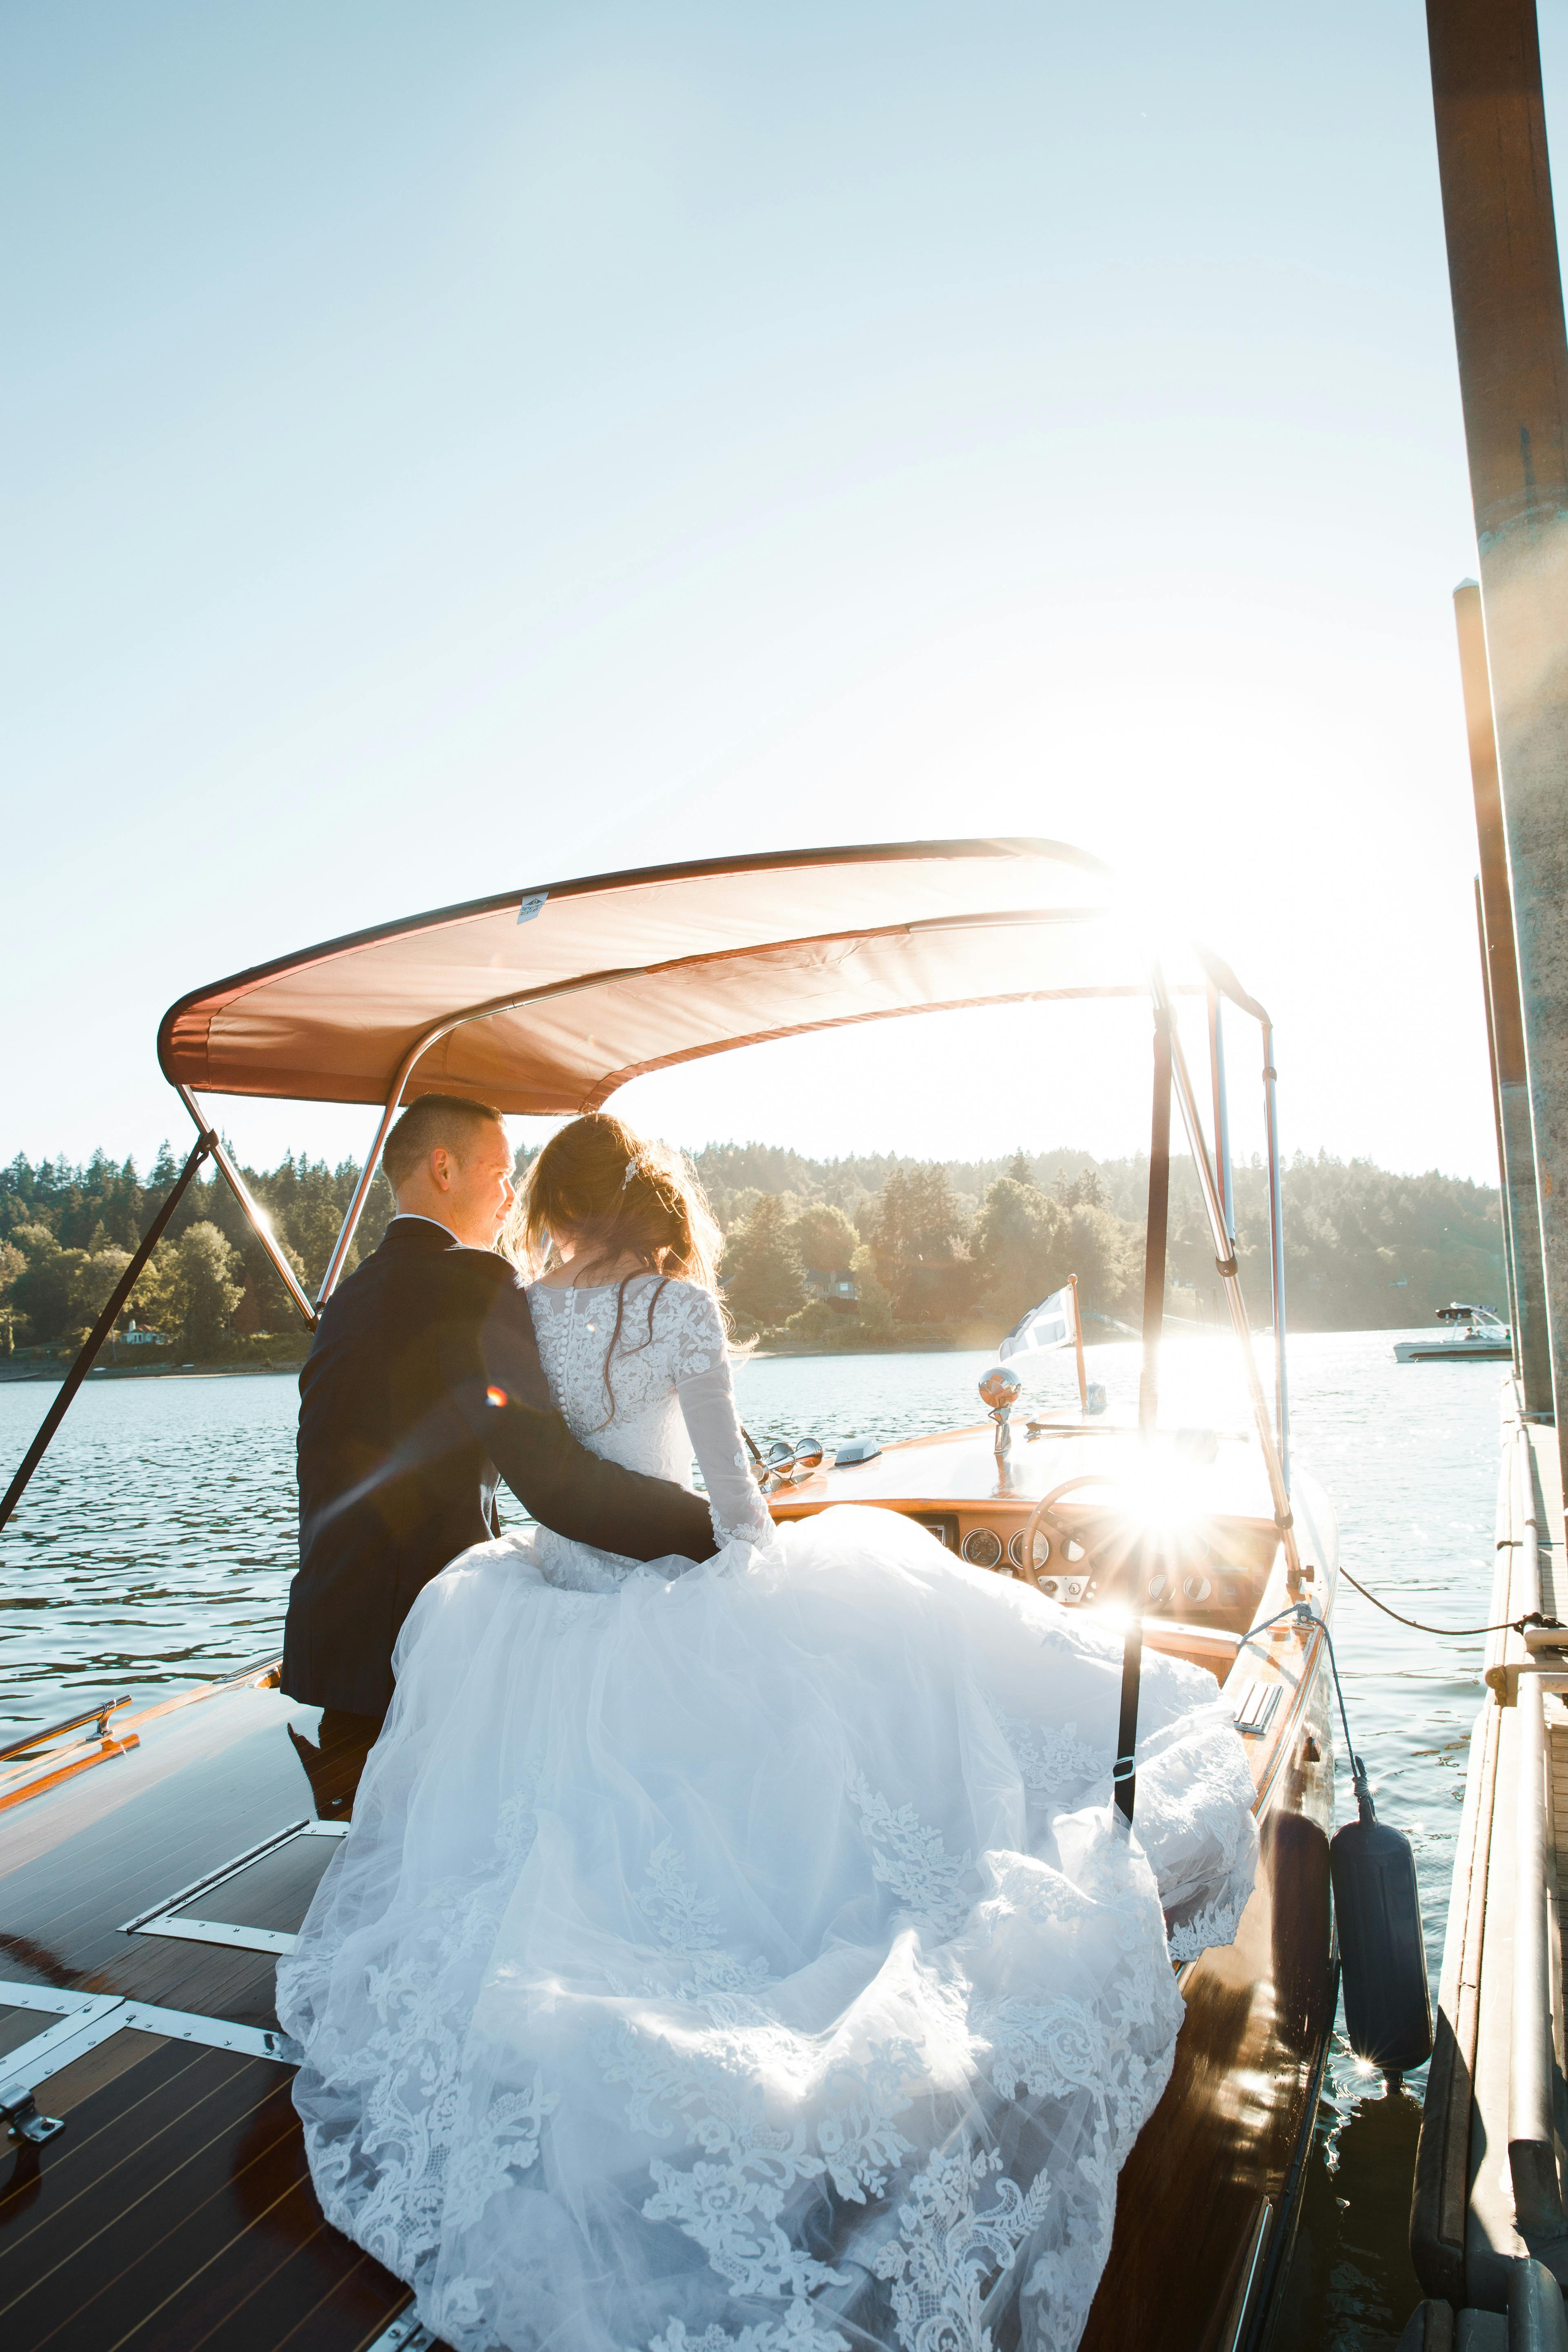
[1427,0,1568,1474]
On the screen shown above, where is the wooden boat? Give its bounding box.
[0,839,1339,2352]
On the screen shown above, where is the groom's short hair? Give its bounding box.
[383,1094,504,1190]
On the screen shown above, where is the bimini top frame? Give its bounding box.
[0,841,1295,1579]
[158,837,1273,1114]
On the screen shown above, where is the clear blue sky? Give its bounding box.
[4,1,1546,1184]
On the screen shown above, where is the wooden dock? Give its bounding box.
[1405,1385,1568,2348]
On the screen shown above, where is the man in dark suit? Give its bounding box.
[281,1093,715,1798]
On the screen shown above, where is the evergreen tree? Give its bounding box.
[895,1165,976,1321]
[866,1169,913,1311]
[971,1177,1070,1325]
[0,1238,28,1352]
[0,1135,1511,1352]
[723,1196,805,1333]
[792,1201,859,1279]
[134,1222,243,1356]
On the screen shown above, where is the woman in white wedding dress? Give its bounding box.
[278,1115,1259,2352]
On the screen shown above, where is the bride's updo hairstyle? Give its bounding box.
[510,1112,723,1296]
[509,1114,727,1428]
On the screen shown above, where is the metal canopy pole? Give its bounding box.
[317,1090,405,1308]
[1207,987,1235,1245]
[1427,0,1568,1461]
[1151,971,1302,1580]
[316,987,537,1305]
[1454,579,1552,1408]
[1117,1002,1174,1827]
[1137,1004,1173,1436]
[173,1087,315,1328]
[1261,1027,1290,1491]
[0,1136,214,1536]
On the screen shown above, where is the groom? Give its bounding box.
[281,1093,715,1766]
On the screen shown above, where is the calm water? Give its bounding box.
[0,1330,1506,2348]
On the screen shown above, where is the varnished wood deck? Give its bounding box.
[0,1676,428,2351]
[0,1430,1339,2352]
[0,2023,413,2350]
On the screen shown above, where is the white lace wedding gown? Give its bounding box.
[278,1275,1258,2352]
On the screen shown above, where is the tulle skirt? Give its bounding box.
[277,1505,1258,2352]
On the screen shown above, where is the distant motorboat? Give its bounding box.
[1394,1303,1512,1363]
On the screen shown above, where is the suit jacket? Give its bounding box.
[282,1218,717,1715]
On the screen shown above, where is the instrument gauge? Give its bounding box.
[1010,1527,1051,1575]
[961,1526,1003,1569]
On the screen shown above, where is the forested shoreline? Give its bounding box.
[0,1135,1507,1368]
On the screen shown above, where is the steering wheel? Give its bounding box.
[1015,1475,1144,1604]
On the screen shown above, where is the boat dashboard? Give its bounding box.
[764,1412,1311,1642]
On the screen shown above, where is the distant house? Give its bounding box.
[803,1267,858,1313]
[116,1321,168,1346]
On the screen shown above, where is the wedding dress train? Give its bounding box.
[278,1274,1259,2352]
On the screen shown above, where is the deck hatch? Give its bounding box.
[122,1817,348,1956]
[0,1978,301,2087]
[0,1987,129,2121]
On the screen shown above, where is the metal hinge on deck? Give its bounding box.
[363,2308,439,2352]
[0,2086,65,2146]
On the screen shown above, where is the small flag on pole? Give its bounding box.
[1000,1284,1076,1360]
[1000,1274,1089,1412]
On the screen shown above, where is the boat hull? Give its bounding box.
[1394,1339,1512,1362]
[1079,1659,1336,2352]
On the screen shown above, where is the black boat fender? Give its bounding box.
[1267,1597,1434,2074]
[1330,1755,1434,2074]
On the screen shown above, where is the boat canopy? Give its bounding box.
[158,837,1267,1116]
[2,833,1300,1595]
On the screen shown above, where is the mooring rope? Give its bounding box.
[1335,1559,1558,1642]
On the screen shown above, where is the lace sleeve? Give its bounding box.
[665,1290,772,1549]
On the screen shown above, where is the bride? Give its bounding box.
[277,1115,1259,2352]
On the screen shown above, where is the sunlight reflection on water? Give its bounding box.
[0,1329,1504,2347]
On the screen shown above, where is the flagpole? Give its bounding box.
[1069,1274,1087,1413]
